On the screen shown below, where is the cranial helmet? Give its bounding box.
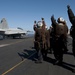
[45,25,48,29]
[37,21,43,28]
[57,17,65,23]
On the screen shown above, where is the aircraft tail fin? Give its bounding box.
[0,18,9,29]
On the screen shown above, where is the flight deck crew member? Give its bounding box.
[67,5,75,73]
[51,15,68,65]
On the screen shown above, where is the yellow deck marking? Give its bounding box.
[1,52,36,75]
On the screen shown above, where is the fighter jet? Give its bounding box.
[0,18,27,39]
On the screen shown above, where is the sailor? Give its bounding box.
[57,17,68,53]
[67,5,75,73]
[51,15,68,65]
[41,18,50,59]
[49,25,54,53]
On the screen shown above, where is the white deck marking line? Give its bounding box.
[0,40,24,48]
[1,52,36,75]
[0,44,9,47]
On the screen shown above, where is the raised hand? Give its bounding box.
[51,15,55,22]
[41,18,44,20]
[67,5,70,9]
[34,20,36,23]
[51,15,54,19]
